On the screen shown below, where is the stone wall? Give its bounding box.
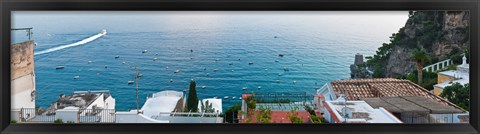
[11,40,35,80]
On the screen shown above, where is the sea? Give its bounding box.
[12,11,409,111]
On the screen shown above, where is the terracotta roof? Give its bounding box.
[329,78,465,112]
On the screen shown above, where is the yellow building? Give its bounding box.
[433,55,469,96]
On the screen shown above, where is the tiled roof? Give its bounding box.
[329,78,464,112]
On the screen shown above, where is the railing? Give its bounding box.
[20,108,56,123]
[79,109,116,123]
[19,108,115,123]
[423,59,453,72]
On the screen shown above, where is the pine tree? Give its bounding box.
[186,80,199,112]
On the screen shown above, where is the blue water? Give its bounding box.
[12,11,409,111]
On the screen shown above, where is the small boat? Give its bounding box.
[293,81,297,84]
[190,57,194,60]
[170,79,174,82]
[242,87,248,90]
[232,96,236,100]
[155,53,159,55]
[228,62,234,65]
[278,73,283,76]
[105,65,108,68]
[278,54,284,57]
[122,61,126,64]
[174,70,180,73]
[56,66,65,69]
[128,80,134,84]
[239,97,242,100]
[88,61,93,64]
[202,86,206,89]
[275,80,280,83]
[275,60,279,62]
[231,70,234,72]
[213,68,219,72]
[274,36,278,38]
[283,67,289,71]
[137,73,143,77]
[190,49,193,53]
[258,86,262,89]
[115,55,120,59]
[73,76,80,79]
[100,29,107,35]
[206,73,210,76]
[142,50,148,53]
[166,66,169,69]
[153,58,158,61]
[215,58,220,61]
[248,62,253,65]
[238,58,241,61]
[224,96,229,99]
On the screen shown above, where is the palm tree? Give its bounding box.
[410,48,430,85]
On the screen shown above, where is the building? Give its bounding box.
[11,41,36,122]
[322,95,403,123]
[115,90,223,123]
[239,92,323,123]
[363,96,468,123]
[317,78,468,123]
[433,55,469,96]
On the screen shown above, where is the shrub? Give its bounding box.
[10,120,17,124]
[54,119,64,124]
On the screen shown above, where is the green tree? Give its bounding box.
[186,80,199,112]
[440,83,470,111]
[200,100,215,113]
[410,48,430,85]
[225,104,242,123]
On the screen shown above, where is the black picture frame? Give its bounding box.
[1,0,479,134]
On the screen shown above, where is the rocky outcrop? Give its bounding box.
[371,11,469,77]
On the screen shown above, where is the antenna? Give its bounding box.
[132,65,141,114]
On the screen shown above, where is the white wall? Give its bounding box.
[11,74,35,110]
[115,111,169,123]
[56,107,79,123]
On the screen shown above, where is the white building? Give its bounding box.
[115,90,223,123]
[322,95,403,123]
[433,55,469,95]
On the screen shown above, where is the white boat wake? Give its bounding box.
[34,29,107,55]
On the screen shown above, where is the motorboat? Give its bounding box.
[88,61,93,64]
[142,50,148,53]
[202,86,206,89]
[228,62,234,65]
[100,29,107,35]
[174,70,180,73]
[122,61,126,64]
[56,66,65,69]
[232,96,236,100]
[248,62,253,65]
[213,68,219,72]
[170,79,174,82]
[73,76,80,79]
[278,54,284,57]
[224,96,229,99]
[283,67,289,71]
[128,80,135,84]
[153,58,158,61]
[257,86,262,89]
[242,87,247,90]
[115,55,120,59]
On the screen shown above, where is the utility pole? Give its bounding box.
[133,66,141,114]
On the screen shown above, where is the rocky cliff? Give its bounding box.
[367,11,470,77]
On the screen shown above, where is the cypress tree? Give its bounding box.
[186,80,199,112]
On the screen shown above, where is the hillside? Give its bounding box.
[366,11,470,78]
